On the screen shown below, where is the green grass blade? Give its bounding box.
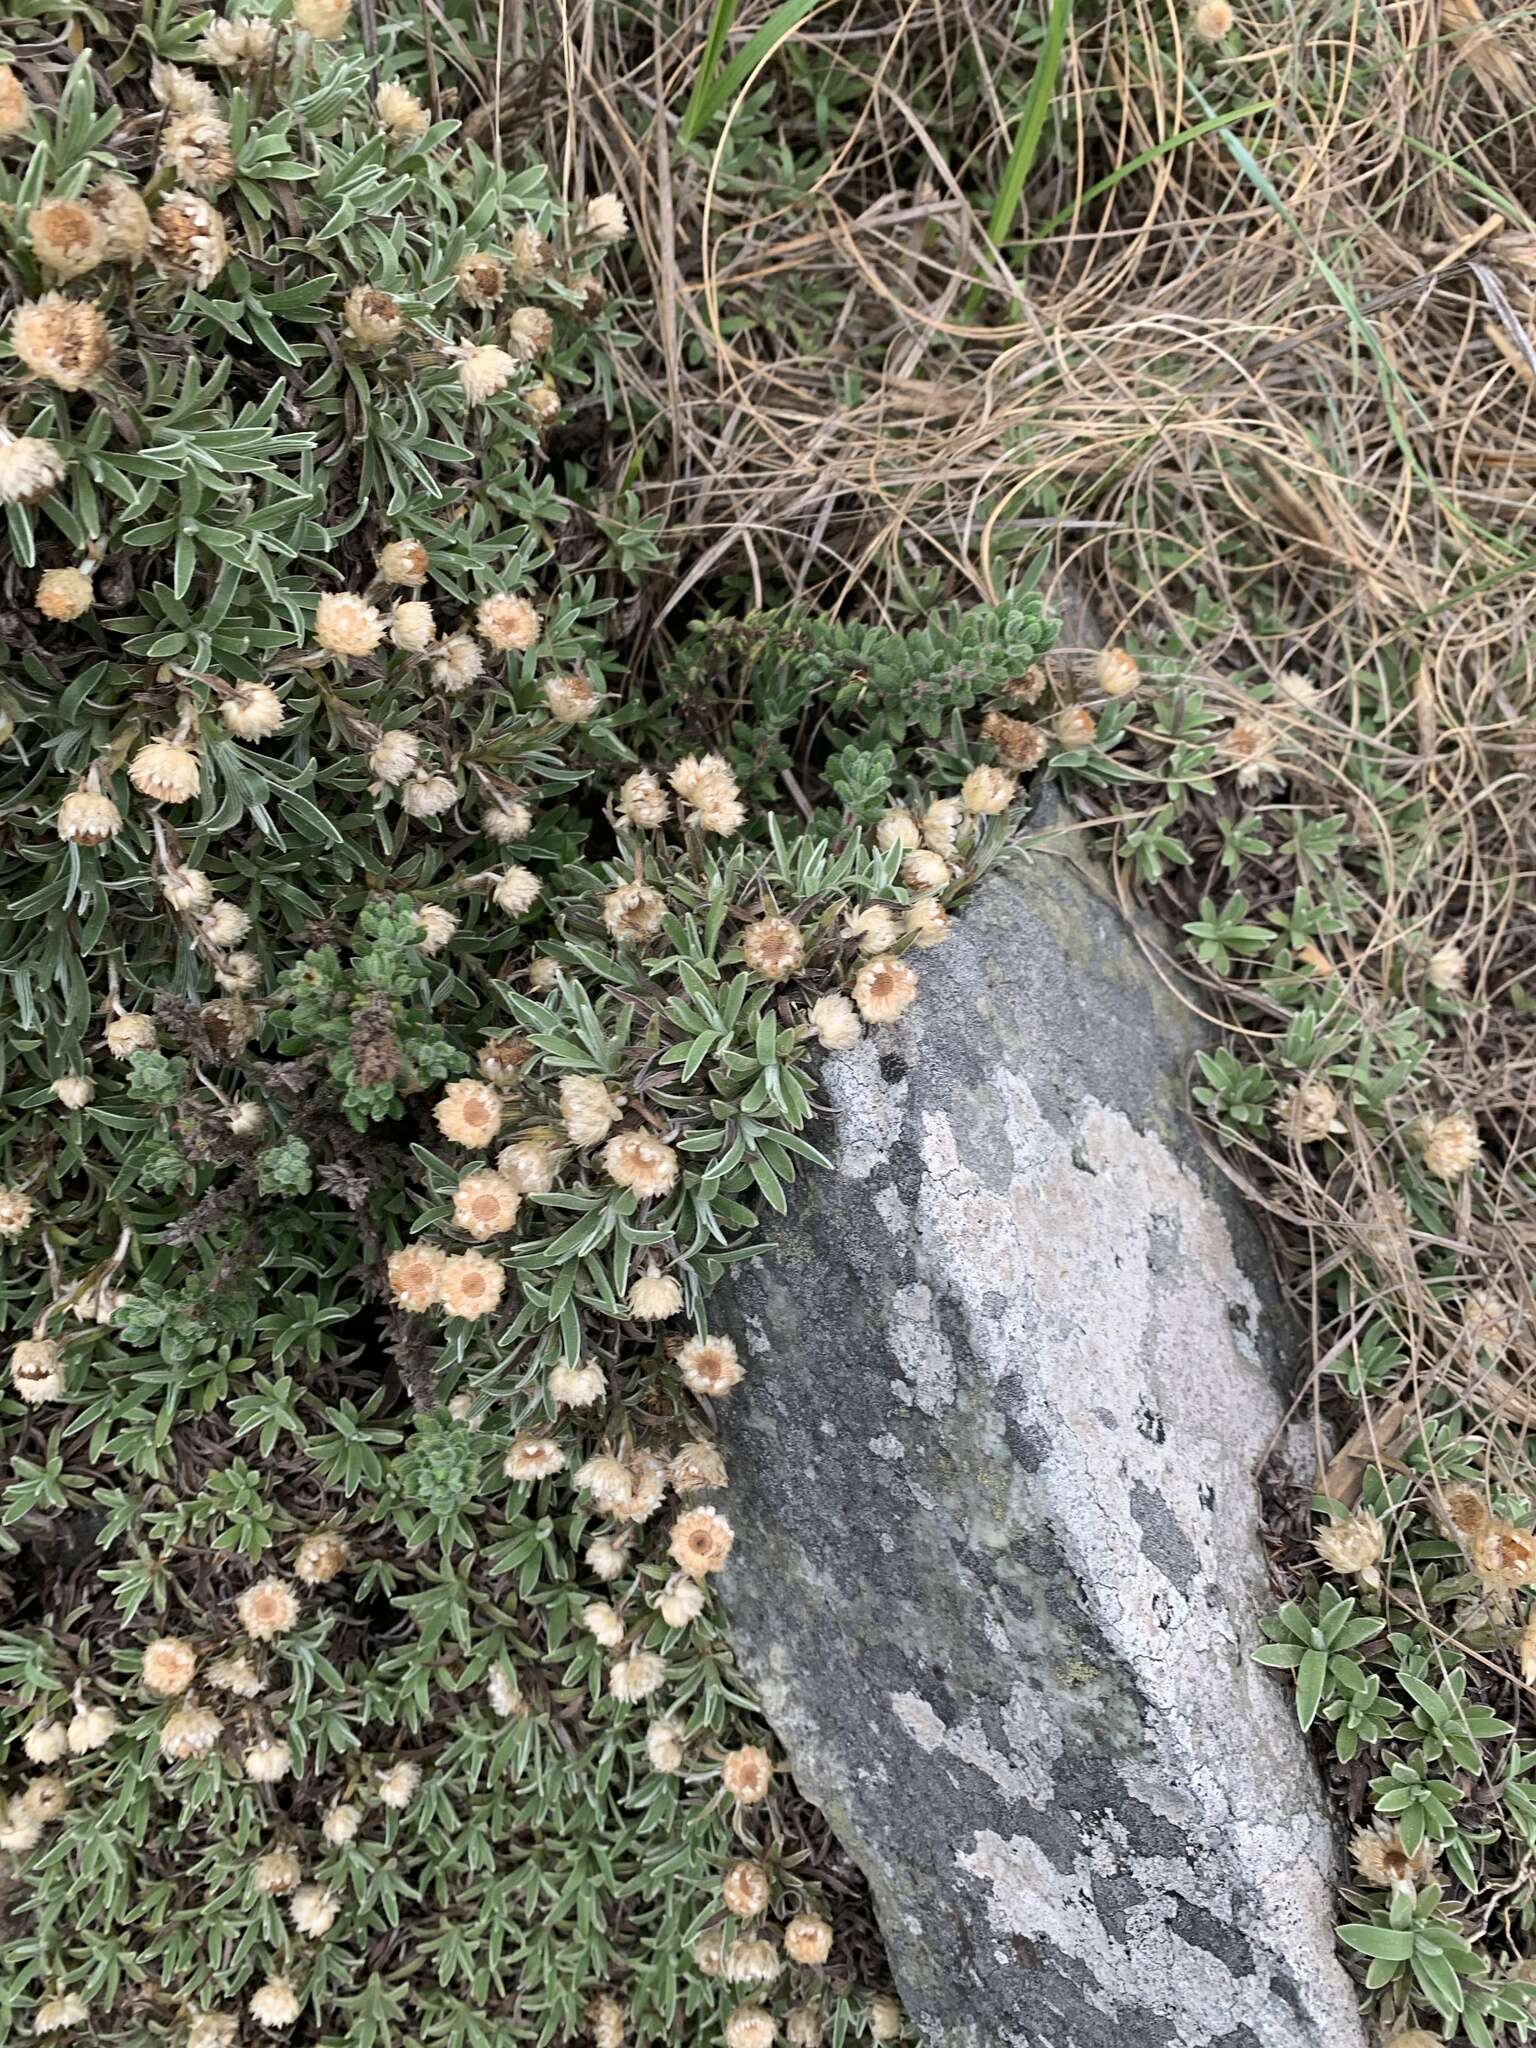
[679,0,823,144]
[679,0,740,147]
[1017,100,1274,253]
[964,0,1072,314]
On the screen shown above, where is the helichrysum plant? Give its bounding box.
[0,10,1060,2043]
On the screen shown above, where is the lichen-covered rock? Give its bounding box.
[713,836,1363,2048]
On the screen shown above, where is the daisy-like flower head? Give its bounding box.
[377,80,429,140]
[602,1128,680,1200]
[237,1576,300,1641]
[669,1504,735,1579]
[453,1170,521,1240]
[438,1249,506,1320]
[742,915,804,983]
[678,1334,743,1399]
[435,1078,503,1149]
[851,954,919,1024]
[476,593,541,653]
[386,1241,447,1313]
[504,1436,564,1482]
[0,432,67,505]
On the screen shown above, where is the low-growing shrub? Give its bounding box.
[0,12,1058,2044]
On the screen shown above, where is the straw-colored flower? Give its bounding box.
[852,955,918,1023]
[904,899,950,949]
[248,1975,301,2031]
[1096,646,1140,696]
[1473,1518,1536,1591]
[199,15,280,68]
[435,1078,504,1148]
[1191,0,1234,39]
[160,113,235,192]
[560,1075,621,1146]
[315,591,384,658]
[10,294,112,390]
[105,1013,157,1057]
[293,1531,348,1583]
[387,1242,445,1310]
[10,1338,64,1402]
[583,193,629,243]
[545,673,603,722]
[646,1720,685,1771]
[222,682,286,739]
[678,1334,743,1399]
[129,739,200,804]
[378,538,429,586]
[160,1703,222,1759]
[1350,1823,1435,1892]
[438,1250,506,1319]
[784,1914,833,1966]
[400,771,459,818]
[35,566,93,621]
[0,433,66,504]
[0,62,32,139]
[1314,1509,1384,1587]
[28,198,108,279]
[843,904,899,955]
[628,1262,683,1320]
[142,1637,199,1697]
[369,730,421,784]
[243,1735,293,1783]
[602,882,665,943]
[603,1129,679,1199]
[549,1359,605,1407]
[456,252,506,308]
[458,344,515,402]
[669,1505,735,1578]
[1284,1080,1345,1145]
[376,1759,421,1808]
[618,769,670,827]
[742,915,804,982]
[377,80,429,139]
[476,593,541,652]
[293,0,351,35]
[388,600,435,653]
[1421,1111,1480,1180]
[960,764,1015,815]
[238,1577,299,1640]
[721,1744,771,1805]
[291,1882,338,1935]
[150,191,230,286]
[505,1436,564,1481]
[453,1170,521,1240]
[344,286,403,347]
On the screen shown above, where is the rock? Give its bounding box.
[712,830,1362,2048]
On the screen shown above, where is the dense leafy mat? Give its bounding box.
[0,9,1073,2042]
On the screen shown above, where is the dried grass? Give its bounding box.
[518,0,1536,1526]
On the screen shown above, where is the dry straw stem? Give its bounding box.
[534,0,1536,1596]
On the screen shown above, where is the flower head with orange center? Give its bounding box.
[669,1505,735,1578]
[237,1576,299,1640]
[438,1250,505,1319]
[387,1242,445,1311]
[435,1078,503,1148]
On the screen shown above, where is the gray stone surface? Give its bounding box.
[713,833,1363,2048]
